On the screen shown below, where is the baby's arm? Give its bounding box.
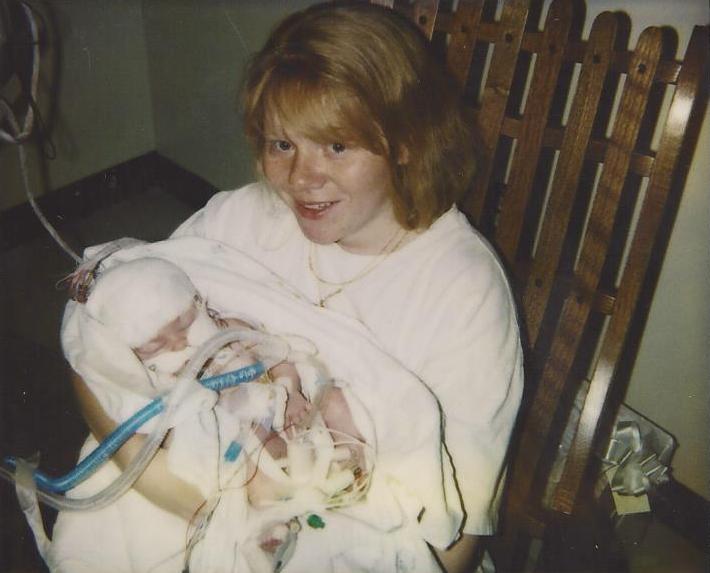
[244,424,294,508]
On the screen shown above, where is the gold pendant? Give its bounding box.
[318,287,343,308]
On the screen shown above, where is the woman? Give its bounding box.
[71,2,523,571]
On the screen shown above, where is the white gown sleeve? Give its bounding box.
[416,252,524,535]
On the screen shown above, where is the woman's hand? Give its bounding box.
[71,370,206,521]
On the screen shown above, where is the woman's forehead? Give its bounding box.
[263,112,286,133]
[261,97,384,152]
[264,111,349,146]
[263,89,354,138]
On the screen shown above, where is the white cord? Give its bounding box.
[1,1,81,263]
[0,1,38,144]
[17,140,82,262]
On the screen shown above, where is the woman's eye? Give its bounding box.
[330,142,346,154]
[270,140,292,153]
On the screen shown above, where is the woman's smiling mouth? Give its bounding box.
[295,200,338,219]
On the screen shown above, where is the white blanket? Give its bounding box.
[51,237,463,572]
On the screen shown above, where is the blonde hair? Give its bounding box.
[242,1,477,229]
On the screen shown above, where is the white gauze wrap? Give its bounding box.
[76,256,222,497]
[86,257,198,349]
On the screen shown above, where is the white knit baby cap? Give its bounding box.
[86,257,198,348]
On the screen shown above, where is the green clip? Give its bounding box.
[306,514,325,529]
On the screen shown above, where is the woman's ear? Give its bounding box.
[397,145,409,165]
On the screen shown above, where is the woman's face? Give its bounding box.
[260,114,402,254]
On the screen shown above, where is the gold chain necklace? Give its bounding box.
[309,228,408,307]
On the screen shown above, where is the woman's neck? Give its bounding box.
[335,210,405,256]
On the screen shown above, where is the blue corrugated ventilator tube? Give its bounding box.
[0,327,288,511]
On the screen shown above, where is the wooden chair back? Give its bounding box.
[373,0,709,566]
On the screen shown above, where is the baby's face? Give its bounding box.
[133,303,198,362]
[133,298,222,376]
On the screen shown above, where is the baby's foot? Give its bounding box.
[258,518,301,572]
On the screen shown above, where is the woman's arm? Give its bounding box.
[433,533,480,573]
[71,370,206,521]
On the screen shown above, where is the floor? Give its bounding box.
[619,516,708,573]
[0,180,707,572]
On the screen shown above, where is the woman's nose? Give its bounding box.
[289,149,326,190]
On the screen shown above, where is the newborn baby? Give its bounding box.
[84,256,310,427]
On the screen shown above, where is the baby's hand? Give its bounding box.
[270,362,310,431]
[284,388,311,430]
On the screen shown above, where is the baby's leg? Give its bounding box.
[245,465,286,508]
[244,424,294,507]
[320,386,363,443]
[319,386,368,476]
[253,422,287,460]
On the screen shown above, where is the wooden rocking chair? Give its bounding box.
[372,0,709,570]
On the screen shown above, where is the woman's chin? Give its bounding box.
[297,222,340,246]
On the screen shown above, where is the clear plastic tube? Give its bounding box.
[2,327,290,511]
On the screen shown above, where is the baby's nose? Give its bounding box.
[166,336,188,352]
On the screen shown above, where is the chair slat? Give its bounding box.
[556,275,617,315]
[411,0,439,40]
[461,0,530,224]
[497,118,656,176]
[446,1,485,88]
[551,24,709,513]
[494,0,573,263]
[523,12,618,347]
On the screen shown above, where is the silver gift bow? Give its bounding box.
[602,421,671,496]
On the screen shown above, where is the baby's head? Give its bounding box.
[86,257,219,373]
